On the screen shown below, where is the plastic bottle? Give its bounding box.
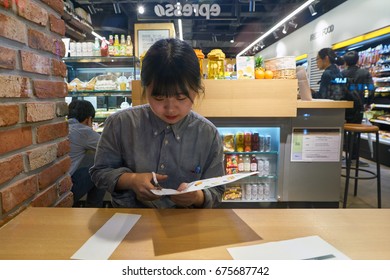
[113,34,120,56]
[126,35,133,57]
[100,37,108,57]
[237,154,244,172]
[93,37,101,57]
[108,35,115,56]
[120,34,126,56]
[250,155,258,172]
[243,154,250,172]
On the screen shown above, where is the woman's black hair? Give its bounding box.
[68,99,95,122]
[343,51,359,66]
[141,38,203,102]
[318,48,344,66]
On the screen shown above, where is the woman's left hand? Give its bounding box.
[169,183,204,207]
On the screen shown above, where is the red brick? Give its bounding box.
[27,143,57,171]
[55,192,73,207]
[0,175,38,213]
[38,156,71,189]
[56,101,69,117]
[36,121,68,143]
[17,0,48,27]
[58,174,72,195]
[57,139,70,157]
[41,0,64,16]
[0,104,19,127]
[0,0,11,9]
[52,57,67,77]
[0,126,32,155]
[0,13,27,44]
[0,75,31,98]
[0,45,17,69]
[0,154,24,185]
[20,51,51,75]
[26,102,55,122]
[27,28,54,53]
[49,14,65,36]
[31,184,58,207]
[33,80,67,98]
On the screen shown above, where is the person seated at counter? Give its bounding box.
[90,38,225,208]
[68,99,106,207]
[311,48,345,99]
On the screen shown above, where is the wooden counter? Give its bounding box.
[132,80,353,117]
[1,207,389,260]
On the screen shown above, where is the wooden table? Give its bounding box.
[0,207,389,260]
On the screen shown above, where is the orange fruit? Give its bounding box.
[264,70,274,79]
[255,68,265,79]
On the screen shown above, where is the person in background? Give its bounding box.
[342,50,376,167]
[90,38,225,208]
[68,99,106,207]
[311,47,345,99]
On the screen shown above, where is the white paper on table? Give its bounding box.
[227,235,350,260]
[71,213,141,260]
[151,171,259,196]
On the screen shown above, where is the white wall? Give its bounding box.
[259,0,390,59]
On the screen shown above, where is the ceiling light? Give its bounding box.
[87,5,96,15]
[138,5,145,14]
[260,41,265,49]
[237,0,316,57]
[178,19,183,40]
[230,37,235,43]
[113,3,121,14]
[309,4,317,16]
[273,31,279,39]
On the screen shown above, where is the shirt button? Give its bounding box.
[176,136,180,140]
[160,164,165,169]
[166,126,170,129]
[154,131,158,136]
[164,140,169,145]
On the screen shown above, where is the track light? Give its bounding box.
[282,24,288,34]
[288,20,298,28]
[113,3,121,14]
[87,5,96,14]
[259,41,265,49]
[273,31,279,39]
[309,4,317,16]
[138,5,145,14]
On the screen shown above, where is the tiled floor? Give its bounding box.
[340,157,390,208]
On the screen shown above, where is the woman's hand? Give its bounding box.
[169,183,204,207]
[117,172,167,201]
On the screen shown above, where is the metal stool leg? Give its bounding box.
[375,131,381,208]
[353,132,361,196]
[343,130,354,208]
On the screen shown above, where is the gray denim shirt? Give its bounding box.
[90,104,225,208]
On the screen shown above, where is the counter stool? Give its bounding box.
[342,123,381,208]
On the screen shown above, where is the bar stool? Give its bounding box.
[342,123,381,208]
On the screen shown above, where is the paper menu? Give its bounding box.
[227,235,350,260]
[150,171,259,196]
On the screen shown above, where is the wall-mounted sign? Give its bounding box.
[154,3,221,19]
[310,24,335,41]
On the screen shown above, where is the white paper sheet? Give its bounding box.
[151,171,259,196]
[227,235,350,260]
[71,213,141,260]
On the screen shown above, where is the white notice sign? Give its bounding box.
[291,128,341,162]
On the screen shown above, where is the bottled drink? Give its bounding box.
[100,37,108,57]
[108,35,115,56]
[244,132,252,152]
[250,155,258,172]
[235,132,244,152]
[237,154,244,172]
[120,34,126,56]
[126,35,133,56]
[243,154,250,172]
[93,37,101,56]
[113,34,120,56]
[252,133,259,151]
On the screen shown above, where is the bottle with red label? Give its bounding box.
[250,155,258,172]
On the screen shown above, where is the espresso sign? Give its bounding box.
[154,3,221,19]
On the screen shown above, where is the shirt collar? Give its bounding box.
[148,107,191,142]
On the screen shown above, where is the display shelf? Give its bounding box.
[68,90,132,97]
[370,119,390,125]
[361,132,390,145]
[63,56,139,68]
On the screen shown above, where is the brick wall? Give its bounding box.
[0,0,73,226]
